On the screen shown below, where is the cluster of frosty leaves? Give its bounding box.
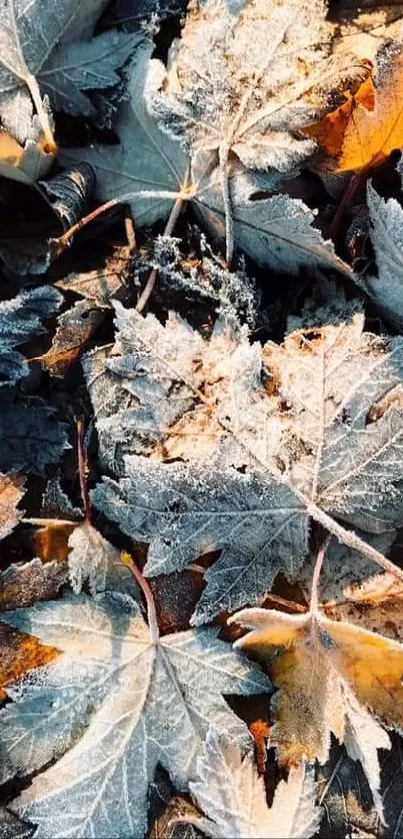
[3,0,403,837]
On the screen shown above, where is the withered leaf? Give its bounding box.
[34,300,104,378]
[0,473,25,541]
[229,599,403,816]
[0,559,67,611]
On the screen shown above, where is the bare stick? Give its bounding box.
[76,419,91,523]
[121,552,160,643]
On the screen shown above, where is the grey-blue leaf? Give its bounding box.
[39,31,141,117]
[0,286,62,385]
[0,395,69,474]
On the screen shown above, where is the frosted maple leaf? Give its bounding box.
[91,295,403,622]
[1,591,270,838]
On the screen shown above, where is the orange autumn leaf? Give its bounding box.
[0,622,60,700]
[305,44,403,173]
[33,522,76,563]
[303,75,376,159]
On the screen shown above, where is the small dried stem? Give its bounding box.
[218,142,234,268]
[21,517,79,526]
[76,419,91,523]
[136,164,191,313]
[309,536,331,614]
[309,504,403,583]
[328,172,364,238]
[50,189,184,258]
[121,552,159,643]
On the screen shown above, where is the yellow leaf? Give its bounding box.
[229,605,403,769]
[0,130,57,185]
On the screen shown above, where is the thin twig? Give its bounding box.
[76,418,91,523]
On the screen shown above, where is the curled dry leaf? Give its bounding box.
[55,239,134,307]
[33,300,104,378]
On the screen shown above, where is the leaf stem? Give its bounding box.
[50,189,185,258]
[21,517,79,526]
[309,536,331,614]
[136,163,191,312]
[308,504,403,583]
[328,171,364,237]
[121,553,159,643]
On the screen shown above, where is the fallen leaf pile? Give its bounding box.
[2,1,403,838]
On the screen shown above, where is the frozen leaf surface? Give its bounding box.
[150,0,368,262]
[360,180,403,330]
[188,728,321,838]
[0,559,67,611]
[38,30,139,118]
[62,38,350,273]
[67,521,122,594]
[0,286,62,386]
[92,298,403,621]
[0,807,33,839]
[0,622,59,702]
[0,0,137,144]
[2,592,270,838]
